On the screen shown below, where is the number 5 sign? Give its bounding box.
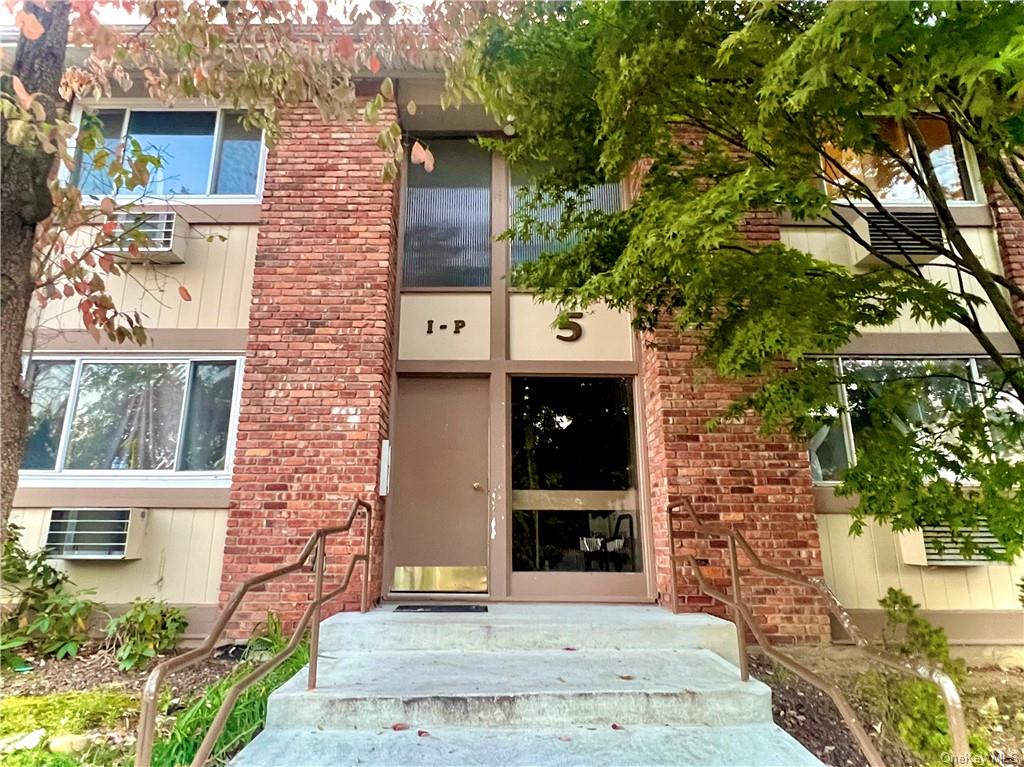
[556,312,584,342]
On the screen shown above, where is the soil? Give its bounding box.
[0,645,236,702]
[750,646,1024,767]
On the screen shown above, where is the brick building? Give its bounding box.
[11,74,1022,647]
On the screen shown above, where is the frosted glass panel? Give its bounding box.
[511,175,620,267]
[403,140,491,287]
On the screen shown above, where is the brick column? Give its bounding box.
[988,186,1024,320]
[641,207,829,644]
[221,102,399,633]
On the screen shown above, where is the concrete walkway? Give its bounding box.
[230,604,823,767]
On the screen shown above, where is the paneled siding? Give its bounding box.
[31,223,257,333]
[9,507,227,606]
[817,514,1023,611]
[780,225,1007,337]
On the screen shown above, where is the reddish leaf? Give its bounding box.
[422,148,435,174]
[63,284,74,298]
[611,723,624,730]
[562,647,577,652]
[417,729,430,737]
[337,34,355,60]
[16,10,44,41]
[391,723,410,731]
[99,253,114,273]
[99,197,115,215]
[11,76,33,109]
[369,54,381,74]
[558,736,572,742]
[178,285,193,302]
[410,140,428,166]
[618,675,635,681]
[102,220,117,236]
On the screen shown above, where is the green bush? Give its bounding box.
[0,690,136,738]
[105,599,189,671]
[151,613,307,767]
[856,587,988,766]
[1,524,98,665]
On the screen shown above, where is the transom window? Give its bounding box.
[823,117,974,203]
[21,357,241,474]
[74,109,264,198]
[510,170,621,268]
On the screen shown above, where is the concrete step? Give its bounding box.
[231,723,824,766]
[266,648,771,729]
[317,605,740,663]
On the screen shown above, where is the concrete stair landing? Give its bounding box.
[231,604,823,767]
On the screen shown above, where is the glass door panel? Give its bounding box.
[509,377,645,597]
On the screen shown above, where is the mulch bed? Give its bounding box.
[750,653,877,767]
[0,646,236,702]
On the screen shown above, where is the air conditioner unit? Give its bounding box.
[898,525,1007,567]
[104,211,189,264]
[847,211,945,268]
[45,508,146,560]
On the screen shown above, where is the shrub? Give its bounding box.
[105,599,189,671]
[856,587,988,766]
[151,613,308,767]
[1,524,97,664]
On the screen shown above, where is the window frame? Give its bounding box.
[810,354,1003,485]
[822,116,985,208]
[67,100,268,205]
[18,353,245,488]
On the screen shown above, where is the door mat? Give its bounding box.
[393,605,488,613]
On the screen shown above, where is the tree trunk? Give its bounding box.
[0,1,69,537]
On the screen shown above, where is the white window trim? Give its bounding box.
[65,99,268,206]
[18,352,245,488]
[810,354,1008,487]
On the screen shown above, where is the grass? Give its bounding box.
[0,690,136,738]
[151,640,309,767]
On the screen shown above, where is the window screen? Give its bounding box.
[403,139,491,288]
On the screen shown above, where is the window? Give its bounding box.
[402,139,492,288]
[808,357,1019,482]
[20,357,241,474]
[510,377,642,573]
[823,117,974,203]
[510,170,621,267]
[73,109,263,198]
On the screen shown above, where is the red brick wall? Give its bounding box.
[988,186,1024,320]
[220,102,398,634]
[638,164,829,642]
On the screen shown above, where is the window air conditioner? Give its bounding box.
[45,508,146,560]
[847,211,945,268]
[897,525,1007,567]
[104,211,188,264]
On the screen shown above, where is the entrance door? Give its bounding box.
[508,376,647,599]
[386,376,490,593]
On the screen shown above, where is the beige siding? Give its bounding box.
[780,225,1007,337]
[32,224,257,333]
[818,514,1023,611]
[9,507,227,606]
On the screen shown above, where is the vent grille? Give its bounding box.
[46,508,131,559]
[113,211,177,250]
[866,211,943,258]
[923,525,1006,566]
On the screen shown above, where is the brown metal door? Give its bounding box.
[386,376,490,593]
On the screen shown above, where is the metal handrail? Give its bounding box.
[667,499,969,767]
[134,498,373,767]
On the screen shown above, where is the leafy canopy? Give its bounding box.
[449,0,1024,559]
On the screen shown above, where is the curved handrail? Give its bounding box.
[134,498,373,767]
[667,499,969,767]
